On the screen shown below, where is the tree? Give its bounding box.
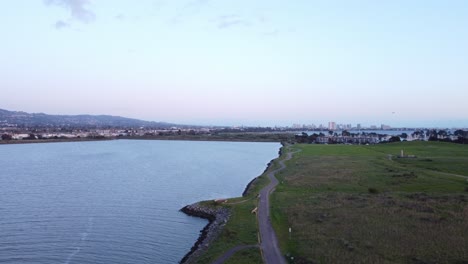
[294,132,308,143]
[388,136,401,142]
[308,133,318,143]
[454,129,467,137]
[400,133,408,139]
[24,134,37,140]
[412,130,424,140]
[1,134,12,140]
[437,130,448,139]
[427,129,438,141]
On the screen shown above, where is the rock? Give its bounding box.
[179,203,230,264]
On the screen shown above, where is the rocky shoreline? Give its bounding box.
[242,145,284,197]
[179,143,285,263]
[179,203,230,263]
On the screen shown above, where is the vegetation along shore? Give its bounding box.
[178,141,467,263]
[3,129,466,263]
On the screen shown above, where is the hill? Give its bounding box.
[0,108,180,128]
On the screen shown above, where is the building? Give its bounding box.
[328,122,336,130]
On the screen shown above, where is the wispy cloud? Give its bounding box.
[115,14,125,20]
[170,0,210,24]
[54,20,70,29]
[216,15,251,29]
[182,0,210,11]
[45,0,95,23]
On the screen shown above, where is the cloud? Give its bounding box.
[170,0,210,24]
[115,14,125,20]
[45,0,95,23]
[216,15,251,29]
[182,0,210,11]
[54,20,70,29]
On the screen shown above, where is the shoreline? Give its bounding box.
[179,143,284,263]
[179,204,230,264]
[0,136,285,146]
[0,137,113,145]
[241,146,283,197]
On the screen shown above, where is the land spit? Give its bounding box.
[179,204,230,263]
[179,146,284,263]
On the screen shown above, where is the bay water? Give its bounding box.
[0,140,280,263]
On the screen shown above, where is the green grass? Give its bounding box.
[192,199,260,263]
[223,247,263,264]
[190,146,288,263]
[272,141,468,263]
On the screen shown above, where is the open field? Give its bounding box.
[271,141,468,263]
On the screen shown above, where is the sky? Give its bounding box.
[1,0,467,127]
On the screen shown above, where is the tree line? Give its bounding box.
[294,129,468,144]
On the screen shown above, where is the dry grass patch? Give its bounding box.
[284,193,467,263]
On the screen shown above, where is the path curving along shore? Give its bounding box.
[212,146,298,264]
[257,147,297,264]
[180,145,298,264]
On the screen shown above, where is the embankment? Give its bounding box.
[242,144,284,197]
[180,143,285,263]
[179,204,230,263]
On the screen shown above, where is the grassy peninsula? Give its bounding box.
[188,141,467,263]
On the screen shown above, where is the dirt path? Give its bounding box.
[211,146,298,264]
[257,148,297,264]
[436,171,468,179]
[211,245,259,264]
[225,197,253,205]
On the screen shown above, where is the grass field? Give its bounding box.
[271,141,468,263]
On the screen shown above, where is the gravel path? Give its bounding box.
[211,245,259,264]
[258,148,297,264]
[212,146,298,264]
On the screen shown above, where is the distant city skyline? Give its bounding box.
[1,1,467,128]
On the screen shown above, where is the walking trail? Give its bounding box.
[211,146,298,264]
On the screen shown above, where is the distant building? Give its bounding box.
[381,124,391,130]
[357,124,361,130]
[328,122,336,130]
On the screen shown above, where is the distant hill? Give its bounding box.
[0,109,182,128]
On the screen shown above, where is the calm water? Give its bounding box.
[0,140,280,264]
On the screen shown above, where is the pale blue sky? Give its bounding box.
[1,0,467,127]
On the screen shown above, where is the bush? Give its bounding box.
[368,187,379,194]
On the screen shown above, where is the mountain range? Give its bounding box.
[0,109,182,128]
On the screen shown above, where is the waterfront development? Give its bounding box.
[0,140,280,263]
